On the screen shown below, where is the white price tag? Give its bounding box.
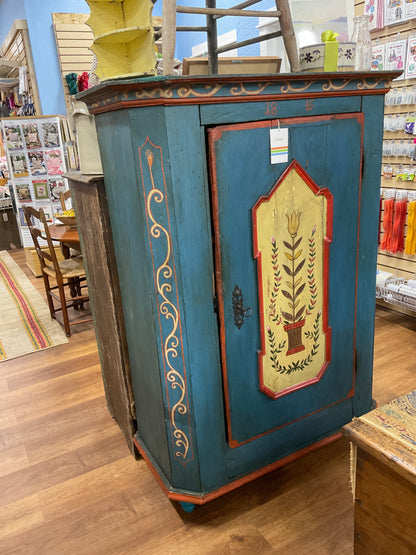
[270,128,289,164]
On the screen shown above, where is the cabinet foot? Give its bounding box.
[179,501,195,513]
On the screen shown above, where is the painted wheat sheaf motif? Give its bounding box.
[140,142,193,465]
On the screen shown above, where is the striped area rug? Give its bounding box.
[0,250,68,362]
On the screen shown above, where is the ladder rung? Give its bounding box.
[216,30,282,54]
[176,6,281,18]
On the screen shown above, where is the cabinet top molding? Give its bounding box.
[78,71,402,114]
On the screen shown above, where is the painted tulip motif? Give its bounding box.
[267,210,321,374]
[280,210,306,354]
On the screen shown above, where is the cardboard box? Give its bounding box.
[25,246,64,277]
[182,56,281,76]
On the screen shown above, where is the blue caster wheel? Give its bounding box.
[179,501,195,513]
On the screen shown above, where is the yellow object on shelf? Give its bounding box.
[25,247,64,277]
[85,0,156,80]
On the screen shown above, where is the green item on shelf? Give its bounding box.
[65,73,78,95]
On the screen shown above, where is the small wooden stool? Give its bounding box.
[343,391,416,554]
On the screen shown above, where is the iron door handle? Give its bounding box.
[232,284,252,329]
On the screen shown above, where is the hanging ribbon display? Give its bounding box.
[378,195,382,245]
[380,197,394,251]
[390,198,408,253]
[405,200,416,255]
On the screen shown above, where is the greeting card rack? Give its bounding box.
[1,115,72,253]
[355,0,416,316]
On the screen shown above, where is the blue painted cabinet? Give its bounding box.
[80,72,397,507]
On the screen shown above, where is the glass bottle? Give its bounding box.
[351,15,372,71]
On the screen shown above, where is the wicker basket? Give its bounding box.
[55,215,76,227]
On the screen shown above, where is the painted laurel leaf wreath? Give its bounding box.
[269,237,282,324]
[306,225,317,316]
[268,311,321,375]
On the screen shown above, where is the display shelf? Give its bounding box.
[93,26,150,45]
[86,0,153,36]
[376,276,416,312]
[85,0,156,80]
[354,1,416,298]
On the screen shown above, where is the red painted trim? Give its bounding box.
[207,127,233,446]
[82,73,399,114]
[134,431,341,505]
[252,158,333,402]
[209,114,361,448]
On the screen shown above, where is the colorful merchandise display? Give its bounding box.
[1,116,71,248]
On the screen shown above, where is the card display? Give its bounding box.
[1,116,71,249]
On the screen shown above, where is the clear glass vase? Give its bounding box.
[351,15,372,71]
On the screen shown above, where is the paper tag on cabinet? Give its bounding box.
[270,128,289,164]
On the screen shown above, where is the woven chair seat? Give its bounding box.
[43,256,86,279]
[23,204,91,336]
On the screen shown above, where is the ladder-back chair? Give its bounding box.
[59,189,72,212]
[161,0,300,75]
[23,205,91,336]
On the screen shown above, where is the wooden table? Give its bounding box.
[343,391,416,554]
[48,224,80,259]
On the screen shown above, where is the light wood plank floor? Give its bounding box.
[1,249,415,554]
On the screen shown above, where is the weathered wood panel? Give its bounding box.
[69,172,136,454]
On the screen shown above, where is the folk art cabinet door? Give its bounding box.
[208,114,363,448]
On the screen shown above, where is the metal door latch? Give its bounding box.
[232,284,252,329]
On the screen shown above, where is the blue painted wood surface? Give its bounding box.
[87,74,391,500]
[210,116,362,445]
[353,94,386,417]
[95,109,172,480]
[200,95,361,125]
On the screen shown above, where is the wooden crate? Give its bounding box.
[182,56,281,75]
[343,390,416,553]
[25,246,64,277]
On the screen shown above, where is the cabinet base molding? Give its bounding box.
[133,432,341,506]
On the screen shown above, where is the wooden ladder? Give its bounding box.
[161,0,300,75]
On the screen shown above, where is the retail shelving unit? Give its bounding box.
[355,0,416,316]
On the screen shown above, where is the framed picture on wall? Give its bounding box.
[45,150,64,175]
[29,151,47,175]
[48,177,65,201]
[42,123,60,147]
[10,153,29,178]
[33,180,49,200]
[15,183,32,203]
[4,125,24,150]
[22,123,42,149]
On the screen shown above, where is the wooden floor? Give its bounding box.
[1,249,415,554]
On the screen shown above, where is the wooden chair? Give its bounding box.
[161,0,300,75]
[59,189,72,211]
[23,205,92,337]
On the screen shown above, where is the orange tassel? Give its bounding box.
[389,199,407,253]
[380,198,394,251]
